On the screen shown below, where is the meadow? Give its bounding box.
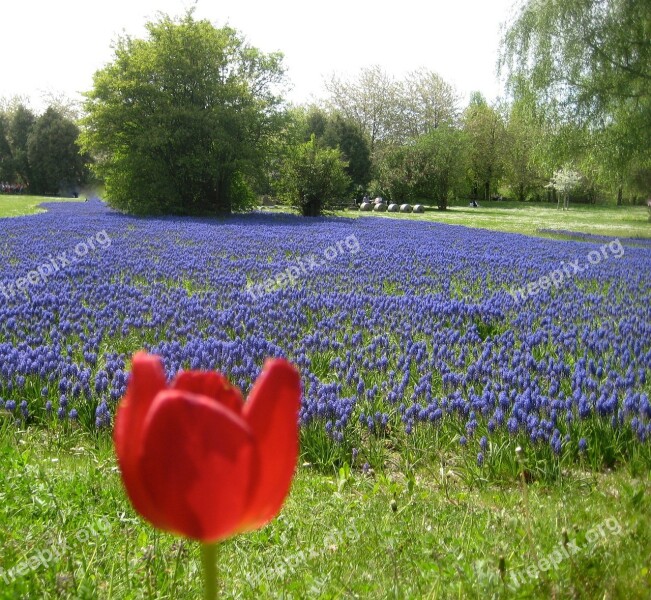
[0,198,650,599]
[347,199,651,241]
[0,195,82,218]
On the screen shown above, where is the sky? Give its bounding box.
[0,0,520,112]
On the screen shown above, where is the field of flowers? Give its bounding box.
[1,200,650,479]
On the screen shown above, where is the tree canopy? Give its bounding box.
[375,126,467,209]
[7,104,36,185]
[27,107,88,195]
[463,93,508,201]
[296,106,372,193]
[325,66,460,152]
[80,11,287,215]
[500,0,651,185]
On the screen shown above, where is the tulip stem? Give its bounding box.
[201,542,219,600]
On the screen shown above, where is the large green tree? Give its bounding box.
[80,11,286,215]
[503,97,548,201]
[500,0,651,195]
[7,104,36,185]
[462,93,508,201]
[27,107,89,196]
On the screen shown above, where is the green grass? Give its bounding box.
[1,425,649,599]
[337,200,651,240]
[0,195,83,218]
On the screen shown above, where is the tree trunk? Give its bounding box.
[302,196,321,217]
[484,180,490,201]
[617,185,623,206]
[204,174,232,215]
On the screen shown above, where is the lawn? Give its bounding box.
[0,195,84,218]
[336,200,651,240]
[0,198,649,599]
[2,426,649,599]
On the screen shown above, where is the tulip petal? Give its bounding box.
[172,370,243,414]
[139,389,258,542]
[239,359,301,531]
[113,352,170,529]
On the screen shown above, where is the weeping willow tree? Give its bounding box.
[500,0,651,202]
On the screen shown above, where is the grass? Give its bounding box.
[1,425,649,599]
[0,195,83,218]
[335,200,651,240]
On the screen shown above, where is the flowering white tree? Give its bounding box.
[549,167,582,210]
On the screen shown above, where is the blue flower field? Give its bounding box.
[1,200,649,478]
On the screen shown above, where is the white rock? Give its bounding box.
[360,202,373,211]
[413,204,425,213]
[399,204,412,213]
[387,203,399,212]
[373,203,388,212]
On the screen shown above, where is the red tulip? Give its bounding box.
[113,352,301,542]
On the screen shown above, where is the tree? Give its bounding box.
[463,93,508,200]
[325,66,460,151]
[397,69,460,139]
[7,103,36,185]
[413,128,468,209]
[80,11,286,215]
[549,166,583,210]
[276,135,351,217]
[375,127,467,209]
[500,0,651,188]
[503,97,547,201]
[27,107,89,196]
[293,106,372,193]
[325,66,399,154]
[0,114,14,182]
[321,114,371,192]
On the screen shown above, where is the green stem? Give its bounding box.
[200,542,219,600]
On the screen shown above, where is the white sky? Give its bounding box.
[1,0,520,112]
